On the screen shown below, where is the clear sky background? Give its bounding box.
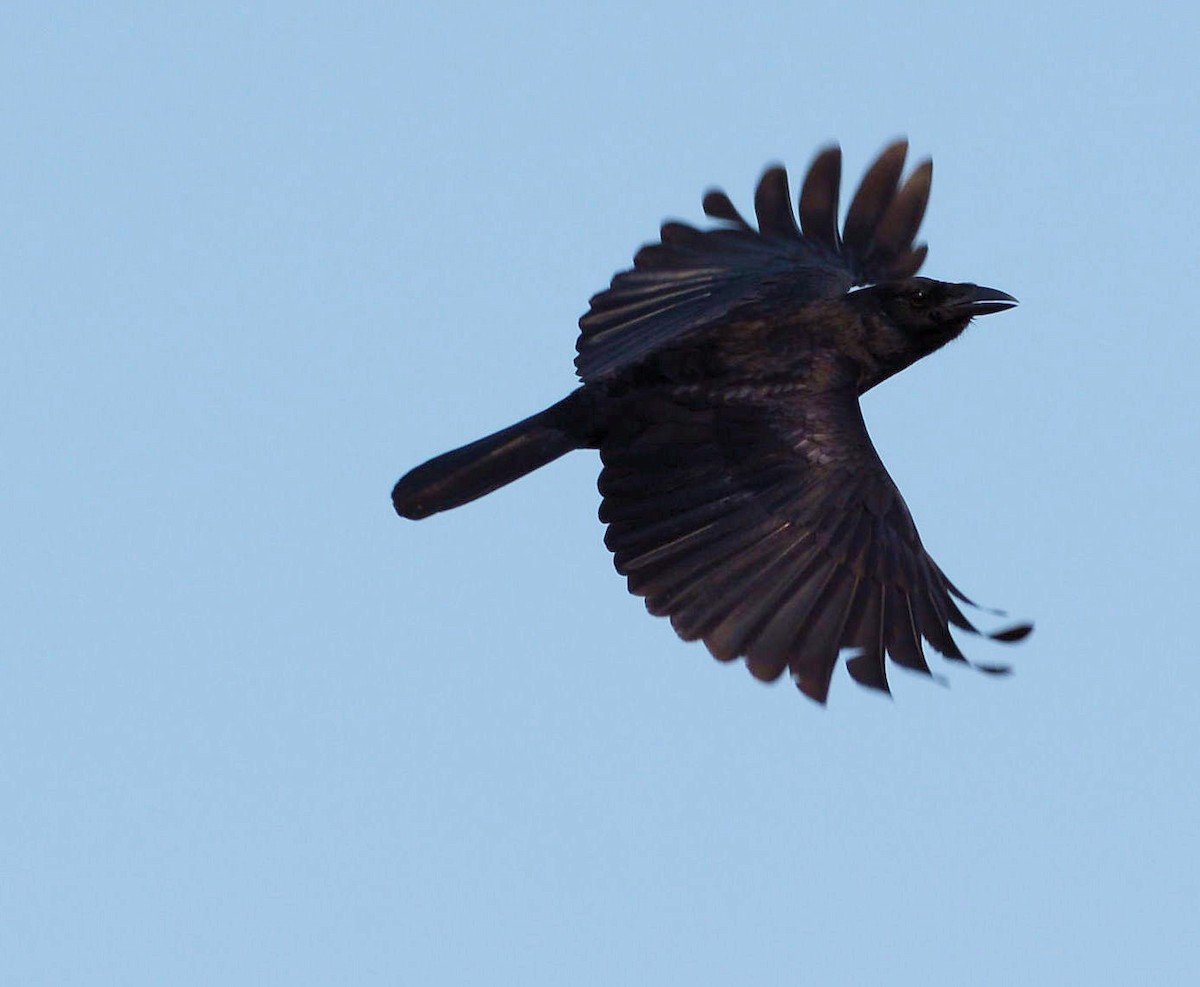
[3,4,1197,984]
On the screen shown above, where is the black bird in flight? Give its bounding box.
[393,140,1031,703]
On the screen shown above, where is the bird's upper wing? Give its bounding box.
[598,384,1030,702]
[575,141,931,382]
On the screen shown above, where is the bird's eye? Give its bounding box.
[910,288,928,308]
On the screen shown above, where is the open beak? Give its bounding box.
[961,283,1018,317]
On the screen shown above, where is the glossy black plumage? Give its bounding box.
[393,140,1031,704]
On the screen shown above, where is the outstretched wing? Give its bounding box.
[598,385,1030,703]
[575,140,932,382]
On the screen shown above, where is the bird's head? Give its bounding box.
[874,277,1018,331]
[847,277,1018,389]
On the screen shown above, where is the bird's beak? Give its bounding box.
[960,283,1018,317]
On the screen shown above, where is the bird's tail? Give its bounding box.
[392,393,587,520]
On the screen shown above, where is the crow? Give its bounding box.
[393,140,1031,703]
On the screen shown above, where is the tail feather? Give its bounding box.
[393,395,584,519]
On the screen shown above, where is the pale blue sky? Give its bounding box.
[3,4,1198,984]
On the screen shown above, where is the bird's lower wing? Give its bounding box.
[598,388,1029,703]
